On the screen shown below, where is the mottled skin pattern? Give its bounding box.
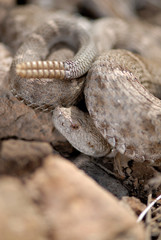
[53,20,161,163]
[13,14,96,79]
[10,15,95,110]
[85,49,161,162]
[53,106,111,157]
[92,18,161,62]
[10,13,161,163]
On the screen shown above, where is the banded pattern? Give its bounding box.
[16,60,65,79]
[10,13,161,164]
[10,15,95,109]
[13,15,96,80]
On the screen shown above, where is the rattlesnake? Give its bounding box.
[10,14,94,110]
[9,14,161,164]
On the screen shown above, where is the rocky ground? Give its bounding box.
[0,0,161,239]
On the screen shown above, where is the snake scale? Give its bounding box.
[9,11,161,164]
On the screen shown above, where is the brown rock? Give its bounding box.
[0,88,74,155]
[129,161,161,198]
[0,43,12,88]
[27,155,145,240]
[112,153,161,200]
[0,177,47,240]
[28,0,135,19]
[132,161,159,182]
[0,0,15,7]
[0,88,58,142]
[0,0,15,27]
[121,196,146,216]
[1,5,51,52]
[0,139,53,175]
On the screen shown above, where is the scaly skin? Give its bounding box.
[14,15,96,80]
[10,14,95,109]
[11,15,161,163]
[85,49,161,162]
[52,49,161,163]
[53,106,111,157]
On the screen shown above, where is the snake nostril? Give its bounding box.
[71,123,80,130]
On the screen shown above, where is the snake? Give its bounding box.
[9,13,94,110]
[9,13,161,164]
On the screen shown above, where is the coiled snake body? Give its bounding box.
[10,15,161,164]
